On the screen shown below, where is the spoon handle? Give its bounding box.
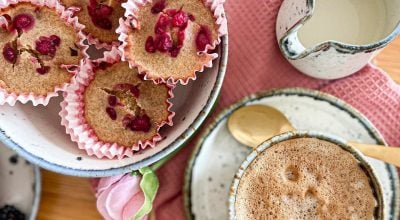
[348,141,400,167]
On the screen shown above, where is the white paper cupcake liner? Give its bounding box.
[59,47,175,159]
[0,0,89,106]
[116,0,227,85]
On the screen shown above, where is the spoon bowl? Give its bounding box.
[227,105,293,148]
[228,104,400,167]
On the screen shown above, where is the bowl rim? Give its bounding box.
[30,166,41,220]
[0,35,228,177]
[228,131,385,220]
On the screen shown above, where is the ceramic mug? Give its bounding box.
[228,131,385,219]
[276,0,400,79]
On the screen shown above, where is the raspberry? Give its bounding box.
[145,36,156,53]
[36,66,50,75]
[151,0,166,14]
[196,26,212,51]
[2,43,17,64]
[106,107,117,120]
[123,114,151,132]
[171,11,188,28]
[12,13,34,31]
[154,33,173,52]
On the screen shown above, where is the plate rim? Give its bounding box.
[183,87,400,220]
[0,35,228,177]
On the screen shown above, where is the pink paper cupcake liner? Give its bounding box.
[59,47,175,159]
[116,0,228,85]
[0,0,89,106]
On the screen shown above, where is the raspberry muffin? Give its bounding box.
[60,49,174,159]
[0,1,85,105]
[118,0,227,84]
[61,0,126,48]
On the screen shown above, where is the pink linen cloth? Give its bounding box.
[93,0,400,219]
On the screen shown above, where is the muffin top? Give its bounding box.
[61,0,126,44]
[123,0,219,83]
[235,138,377,219]
[0,3,83,96]
[84,61,172,147]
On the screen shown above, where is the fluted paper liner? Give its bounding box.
[59,47,175,159]
[117,0,228,85]
[0,0,89,106]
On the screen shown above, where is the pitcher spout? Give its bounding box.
[280,31,308,60]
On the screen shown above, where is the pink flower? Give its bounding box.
[94,174,148,220]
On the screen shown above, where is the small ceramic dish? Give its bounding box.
[184,88,399,220]
[0,35,228,177]
[228,131,385,219]
[0,143,41,220]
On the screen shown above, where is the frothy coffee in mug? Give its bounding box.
[234,138,377,219]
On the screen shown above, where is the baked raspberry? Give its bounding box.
[155,14,170,34]
[196,25,212,51]
[50,35,61,46]
[151,0,166,14]
[2,43,17,64]
[145,36,156,53]
[146,9,191,57]
[60,0,125,45]
[129,85,140,97]
[35,35,61,57]
[87,0,114,30]
[154,33,173,52]
[169,46,180,58]
[171,11,188,28]
[108,95,117,106]
[36,66,50,75]
[188,13,195,21]
[12,13,35,31]
[106,107,117,120]
[124,114,151,132]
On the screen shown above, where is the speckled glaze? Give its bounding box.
[184,88,399,220]
[0,143,41,220]
[228,131,385,220]
[276,0,400,79]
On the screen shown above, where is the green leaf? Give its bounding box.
[133,167,159,220]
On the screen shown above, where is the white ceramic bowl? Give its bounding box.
[0,36,228,177]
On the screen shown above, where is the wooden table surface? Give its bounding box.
[36,38,400,220]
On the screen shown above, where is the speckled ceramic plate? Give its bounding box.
[0,143,41,220]
[0,36,228,177]
[184,88,400,220]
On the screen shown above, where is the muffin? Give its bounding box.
[0,1,86,106]
[118,0,227,84]
[60,49,174,159]
[61,0,126,48]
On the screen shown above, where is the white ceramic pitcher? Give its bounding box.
[276,0,400,79]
